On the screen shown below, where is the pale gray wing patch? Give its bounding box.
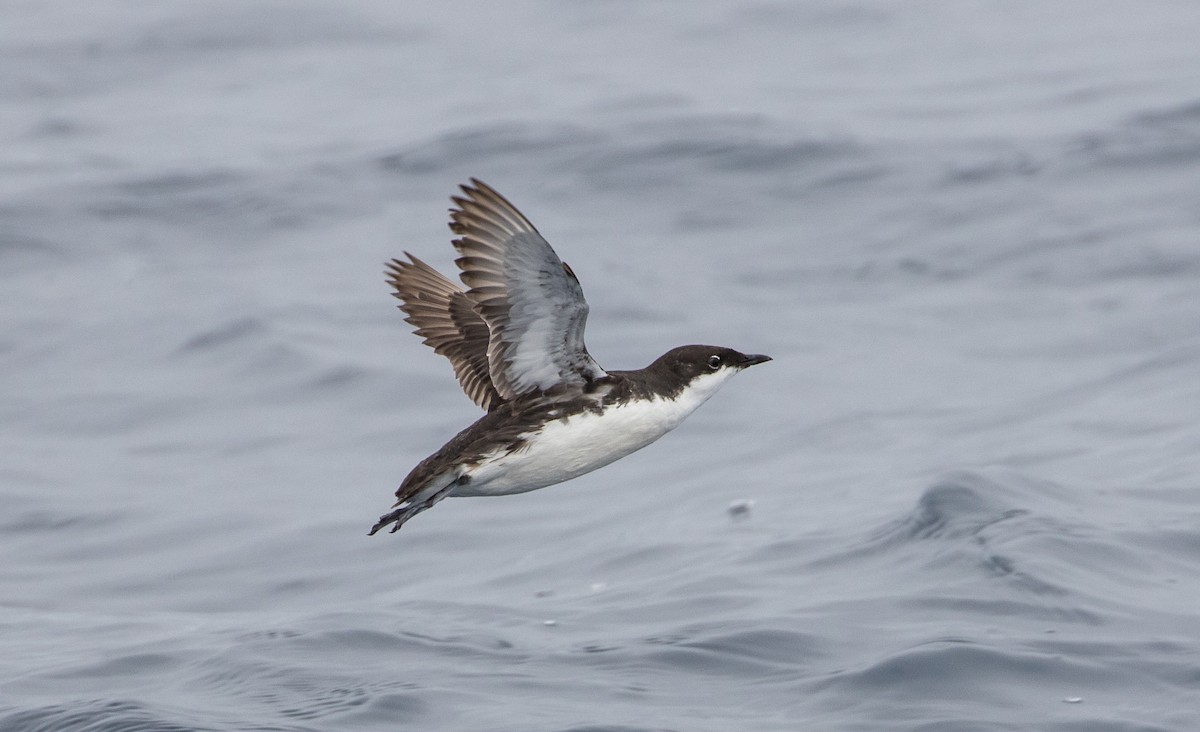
[386,253,503,412]
[450,179,606,399]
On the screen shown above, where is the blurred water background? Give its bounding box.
[3,1,1200,730]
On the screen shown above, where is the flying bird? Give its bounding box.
[370,179,769,534]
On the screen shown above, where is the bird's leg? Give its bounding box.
[367,484,456,535]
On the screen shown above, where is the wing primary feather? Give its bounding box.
[385,254,502,411]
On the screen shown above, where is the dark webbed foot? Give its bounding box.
[367,484,455,535]
[367,506,412,535]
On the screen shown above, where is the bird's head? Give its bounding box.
[650,345,771,401]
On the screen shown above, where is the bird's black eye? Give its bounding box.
[707,355,722,370]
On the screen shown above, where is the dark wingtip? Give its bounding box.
[459,178,490,199]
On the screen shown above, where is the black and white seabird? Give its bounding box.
[369,179,770,535]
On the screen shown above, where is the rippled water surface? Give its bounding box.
[4,1,1200,730]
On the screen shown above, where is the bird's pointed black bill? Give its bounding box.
[739,354,772,368]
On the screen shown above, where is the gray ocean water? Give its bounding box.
[4,1,1200,730]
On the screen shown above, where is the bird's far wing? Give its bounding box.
[450,179,606,400]
[386,254,503,411]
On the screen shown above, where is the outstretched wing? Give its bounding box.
[386,253,503,412]
[450,179,606,400]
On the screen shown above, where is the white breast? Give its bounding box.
[455,368,736,497]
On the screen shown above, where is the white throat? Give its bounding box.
[669,366,739,417]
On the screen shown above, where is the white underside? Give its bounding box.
[452,367,738,497]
